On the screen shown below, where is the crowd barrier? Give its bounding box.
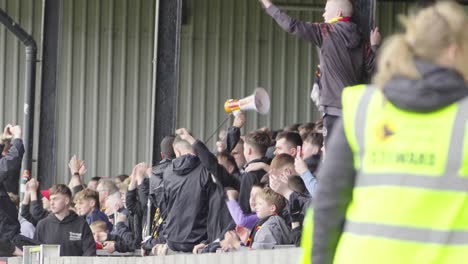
[8,247,302,264]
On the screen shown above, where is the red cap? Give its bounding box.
[40,190,50,201]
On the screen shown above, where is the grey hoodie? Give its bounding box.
[312,61,468,264]
[252,215,292,250]
[265,5,377,116]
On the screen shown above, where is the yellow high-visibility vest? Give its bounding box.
[332,85,468,264]
[300,208,313,264]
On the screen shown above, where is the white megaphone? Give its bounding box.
[224,87,270,115]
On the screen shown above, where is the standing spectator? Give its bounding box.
[258,0,381,144]
[0,125,36,249]
[175,128,238,254]
[312,2,468,263]
[161,133,217,252]
[145,135,176,240]
[0,126,20,194]
[34,184,96,256]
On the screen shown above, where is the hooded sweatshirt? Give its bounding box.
[34,211,96,256]
[251,215,292,250]
[264,4,377,115]
[313,61,468,264]
[162,154,214,251]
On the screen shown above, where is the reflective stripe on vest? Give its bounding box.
[335,85,468,264]
[300,208,314,264]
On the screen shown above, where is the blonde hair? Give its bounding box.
[90,220,107,232]
[257,187,287,214]
[74,188,100,209]
[373,1,468,87]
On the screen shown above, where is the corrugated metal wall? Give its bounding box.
[0,0,42,126]
[0,0,43,174]
[55,0,156,182]
[177,0,411,148]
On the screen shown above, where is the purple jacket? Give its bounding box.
[226,200,258,230]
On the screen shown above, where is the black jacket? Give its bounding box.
[162,154,215,251]
[0,145,20,195]
[0,239,15,257]
[125,189,144,250]
[224,126,269,214]
[288,191,312,246]
[238,158,269,214]
[30,200,49,223]
[0,139,24,240]
[34,211,96,256]
[107,221,135,253]
[193,140,237,243]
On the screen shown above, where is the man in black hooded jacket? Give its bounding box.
[161,133,217,253]
[176,128,238,254]
[133,136,175,254]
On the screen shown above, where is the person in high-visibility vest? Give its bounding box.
[308,2,468,264]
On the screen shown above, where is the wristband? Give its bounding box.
[73,172,80,176]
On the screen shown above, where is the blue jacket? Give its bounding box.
[86,208,113,232]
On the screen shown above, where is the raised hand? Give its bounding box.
[233,112,246,128]
[68,155,84,175]
[294,146,309,175]
[370,27,381,46]
[175,128,196,144]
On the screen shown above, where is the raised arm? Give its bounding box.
[259,0,324,46]
[176,128,240,190]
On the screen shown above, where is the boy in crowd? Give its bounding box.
[248,187,291,249]
[221,187,291,250]
[34,184,96,256]
[90,220,134,253]
[74,188,113,232]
